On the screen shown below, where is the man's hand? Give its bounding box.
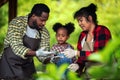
[63,48,77,58]
[36,47,54,57]
[68,63,79,72]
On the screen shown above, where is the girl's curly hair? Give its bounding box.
[53,22,75,35]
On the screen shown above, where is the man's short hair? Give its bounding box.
[30,3,50,17]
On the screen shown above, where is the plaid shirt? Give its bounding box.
[51,43,74,53]
[3,16,50,59]
[77,25,111,64]
[51,43,76,63]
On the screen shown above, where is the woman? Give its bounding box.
[63,3,112,76]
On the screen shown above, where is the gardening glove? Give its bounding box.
[36,47,54,57]
[63,48,77,58]
[68,63,79,72]
[50,56,62,63]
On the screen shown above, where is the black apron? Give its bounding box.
[0,35,40,80]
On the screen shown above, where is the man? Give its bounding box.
[0,3,52,80]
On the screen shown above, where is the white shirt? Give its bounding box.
[81,36,94,47]
[26,26,39,38]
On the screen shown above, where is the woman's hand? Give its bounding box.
[63,48,79,58]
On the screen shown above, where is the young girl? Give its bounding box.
[50,22,75,66]
[50,22,75,79]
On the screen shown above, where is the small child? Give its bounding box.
[51,22,76,67]
[50,22,76,79]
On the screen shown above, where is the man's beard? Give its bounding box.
[29,21,42,30]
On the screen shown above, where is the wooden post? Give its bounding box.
[8,0,17,22]
[0,0,8,7]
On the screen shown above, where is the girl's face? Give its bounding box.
[77,16,92,31]
[56,28,69,44]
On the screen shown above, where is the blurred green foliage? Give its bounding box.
[0,3,8,52]
[88,37,120,79]
[0,0,120,80]
[34,63,82,80]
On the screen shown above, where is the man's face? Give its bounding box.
[31,12,49,30]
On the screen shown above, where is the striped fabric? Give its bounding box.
[3,15,50,59]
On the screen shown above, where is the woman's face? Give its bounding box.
[56,28,69,44]
[77,16,92,31]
